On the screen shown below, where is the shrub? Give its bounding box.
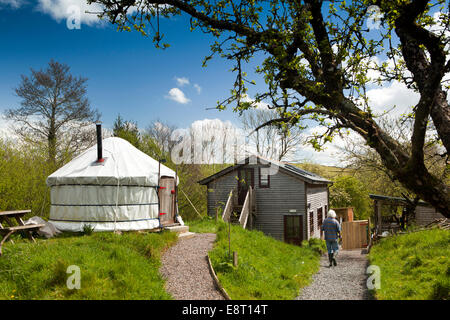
[82,224,95,235]
[308,238,327,255]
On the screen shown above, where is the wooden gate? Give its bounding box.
[159,176,176,226]
[342,220,369,250]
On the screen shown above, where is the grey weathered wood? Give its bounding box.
[0,208,45,256]
[306,184,328,239]
[0,224,45,233]
[0,230,14,256]
[414,205,445,225]
[0,210,31,217]
[202,161,330,243]
[233,251,238,267]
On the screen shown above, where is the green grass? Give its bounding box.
[186,216,219,233]
[206,221,322,300]
[0,231,178,300]
[369,228,450,300]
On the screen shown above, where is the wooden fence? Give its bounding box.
[342,220,369,250]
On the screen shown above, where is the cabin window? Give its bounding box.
[309,210,314,236]
[317,207,323,228]
[317,207,323,238]
[258,167,270,188]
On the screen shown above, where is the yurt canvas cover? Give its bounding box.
[46,137,178,232]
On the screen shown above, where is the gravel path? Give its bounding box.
[160,233,225,300]
[296,250,371,300]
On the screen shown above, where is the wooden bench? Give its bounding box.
[0,210,45,256]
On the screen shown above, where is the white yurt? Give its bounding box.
[46,131,179,232]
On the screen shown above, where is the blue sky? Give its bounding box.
[0,0,258,130]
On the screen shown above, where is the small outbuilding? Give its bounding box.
[47,134,179,232]
[370,194,445,233]
[198,155,333,245]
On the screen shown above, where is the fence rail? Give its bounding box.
[222,189,234,223]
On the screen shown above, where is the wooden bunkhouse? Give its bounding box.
[198,155,333,245]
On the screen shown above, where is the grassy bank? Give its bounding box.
[0,231,178,300]
[188,218,322,300]
[369,228,450,300]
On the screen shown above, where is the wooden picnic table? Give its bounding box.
[0,210,45,256]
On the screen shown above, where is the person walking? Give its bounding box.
[321,210,341,267]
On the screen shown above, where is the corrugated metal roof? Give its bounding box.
[369,194,430,206]
[282,164,332,184]
[198,155,333,185]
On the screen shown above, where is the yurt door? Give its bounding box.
[159,176,176,225]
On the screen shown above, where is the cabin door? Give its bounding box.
[284,215,303,246]
[237,169,254,205]
[159,176,176,225]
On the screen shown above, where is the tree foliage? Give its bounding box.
[329,175,371,219]
[0,138,55,219]
[112,114,141,148]
[4,60,100,164]
[242,108,304,161]
[90,0,449,216]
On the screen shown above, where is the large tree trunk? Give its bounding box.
[48,116,57,164]
[430,89,450,153]
[394,163,450,218]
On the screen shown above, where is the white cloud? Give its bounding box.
[193,83,202,94]
[165,88,190,104]
[366,80,420,117]
[37,0,104,26]
[0,0,25,8]
[175,77,190,87]
[296,125,363,166]
[241,94,270,110]
[0,118,18,141]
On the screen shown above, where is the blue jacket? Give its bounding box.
[321,217,341,241]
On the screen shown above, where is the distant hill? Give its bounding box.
[291,162,355,180]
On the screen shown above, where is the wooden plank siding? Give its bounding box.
[306,184,329,239]
[253,166,306,241]
[205,164,308,242]
[204,163,330,244]
[415,205,445,225]
[207,173,237,218]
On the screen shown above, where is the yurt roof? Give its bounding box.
[47,137,176,187]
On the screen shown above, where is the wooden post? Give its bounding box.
[375,200,382,235]
[228,220,231,259]
[175,166,178,218]
[233,251,238,267]
[158,160,161,228]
